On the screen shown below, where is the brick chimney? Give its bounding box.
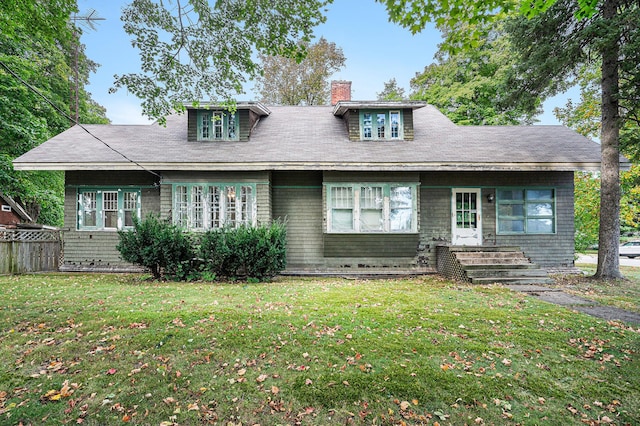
[331,80,351,105]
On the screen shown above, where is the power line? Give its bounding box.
[0,59,161,179]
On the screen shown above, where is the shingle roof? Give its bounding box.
[13,104,619,172]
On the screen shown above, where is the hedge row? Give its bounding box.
[117,215,287,281]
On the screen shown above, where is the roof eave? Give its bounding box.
[333,100,428,116]
[12,161,607,172]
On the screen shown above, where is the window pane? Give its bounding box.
[361,210,383,231]
[201,113,210,139]
[240,186,253,226]
[228,112,237,139]
[123,192,138,227]
[81,192,96,227]
[390,111,400,138]
[208,186,221,229]
[498,190,524,201]
[331,187,353,208]
[103,192,118,229]
[360,186,383,209]
[527,189,553,200]
[191,186,204,228]
[225,186,236,227]
[527,202,553,217]
[363,113,372,139]
[499,219,524,233]
[332,210,353,231]
[499,204,524,216]
[360,187,384,231]
[376,113,386,138]
[527,218,554,233]
[390,186,412,231]
[214,114,223,139]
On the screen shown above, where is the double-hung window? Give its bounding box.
[77,188,141,230]
[327,184,417,233]
[197,110,238,141]
[497,189,555,234]
[360,110,402,140]
[172,183,255,230]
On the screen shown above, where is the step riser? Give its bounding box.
[449,247,551,285]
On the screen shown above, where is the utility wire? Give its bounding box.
[0,59,161,179]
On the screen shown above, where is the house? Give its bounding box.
[13,81,628,275]
[0,192,33,227]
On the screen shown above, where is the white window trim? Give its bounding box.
[1,205,11,212]
[77,188,141,231]
[172,183,257,230]
[326,183,418,233]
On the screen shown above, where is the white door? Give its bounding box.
[452,189,482,246]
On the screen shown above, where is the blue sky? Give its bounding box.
[78,0,573,125]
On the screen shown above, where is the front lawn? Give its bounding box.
[0,274,638,425]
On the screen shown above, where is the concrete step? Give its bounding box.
[466,268,549,279]
[470,276,554,285]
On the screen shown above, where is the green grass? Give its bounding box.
[0,273,638,425]
[553,264,640,314]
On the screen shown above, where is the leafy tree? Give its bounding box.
[410,25,541,125]
[554,65,640,240]
[112,0,330,121]
[379,0,639,279]
[255,37,346,105]
[574,172,600,251]
[377,78,406,101]
[1,0,109,225]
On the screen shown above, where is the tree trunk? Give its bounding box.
[594,0,623,279]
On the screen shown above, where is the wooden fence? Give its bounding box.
[0,229,61,274]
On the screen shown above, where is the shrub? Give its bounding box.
[117,215,195,280]
[199,221,287,280]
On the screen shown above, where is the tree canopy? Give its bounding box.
[254,37,346,105]
[410,24,541,125]
[112,0,330,121]
[377,78,406,101]
[0,0,108,225]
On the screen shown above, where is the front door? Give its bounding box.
[452,189,482,246]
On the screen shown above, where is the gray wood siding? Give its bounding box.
[417,171,575,268]
[402,108,414,141]
[63,171,160,269]
[272,171,324,267]
[324,234,419,257]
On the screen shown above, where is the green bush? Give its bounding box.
[117,215,195,280]
[117,216,287,282]
[199,221,287,280]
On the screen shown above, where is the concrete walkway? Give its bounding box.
[508,285,640,325]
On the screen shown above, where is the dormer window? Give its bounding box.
[197,110,238,141]
[360,110,402,140]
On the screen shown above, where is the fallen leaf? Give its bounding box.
[400,401,410,410]
[271,385,279,394]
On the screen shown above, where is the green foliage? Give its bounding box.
[117,215,195,280]
[410,24,541,125]
[377,78,406,101]
[199,222,287,280]
[255,37,346,105]
[114,0,330,121]
[118,216,287,282]
[574,172,600,251]
[0,0,108,226]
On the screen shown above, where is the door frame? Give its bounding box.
[451,188,482,246]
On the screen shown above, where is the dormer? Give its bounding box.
[332,100,427,142]
[187,102,270,142]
